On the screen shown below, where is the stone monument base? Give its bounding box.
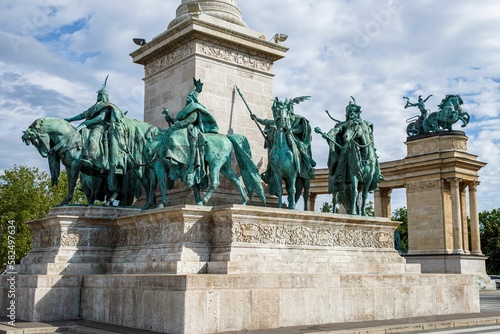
[80,273,477,333]
[1,205,480,333]
[405,254,496,290]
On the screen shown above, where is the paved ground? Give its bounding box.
[1,290,499,334]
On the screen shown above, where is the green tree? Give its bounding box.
[0,165,85,266]
[319,200,374,216]
[320,201,333,213]
[392,207,408,252]
[479,208,500,275]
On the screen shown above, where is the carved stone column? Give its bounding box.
[309,193,317,212]
[374,187,392,218]
[130,0,287,205]
[469,181,483,255]
[448,177,464,254]
[460,183,470,253]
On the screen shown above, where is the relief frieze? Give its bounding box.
[231,223,394,249]
[198,41,272,72]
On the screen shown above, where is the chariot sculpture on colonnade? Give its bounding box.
[404,94,470,137]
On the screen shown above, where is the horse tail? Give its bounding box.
[227,134,266,204]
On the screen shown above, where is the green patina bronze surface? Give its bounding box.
[404,94,470,137]
[143,79,266,208]
[239,87,315,210]
[315,97,383,216]
[22,77,160,206]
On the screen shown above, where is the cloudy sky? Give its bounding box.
[1,0,499,213]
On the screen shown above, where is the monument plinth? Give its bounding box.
[1,205,480,332]
[378,132,493,288]
[2,2,486,332]
[130,0,287,205]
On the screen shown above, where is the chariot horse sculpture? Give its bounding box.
[423,94,470,132]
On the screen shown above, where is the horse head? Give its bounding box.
[22,120,51,158]
[343,120,363,143]
[439,94,463,111]
[452,95,464,111]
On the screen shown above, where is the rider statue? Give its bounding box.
[64,76,126,174]
[316,97,383,193]
[404,94,432,119]
[163,78,219,187]
[251,96,316,182]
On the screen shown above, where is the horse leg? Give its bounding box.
[59,160,81,205]
[221,163,249,205]
[349,175,358,215]
[192,184,202,205]
[295,178,307,210]
[154,161,168,208]
[200,162,223,205]
[104,192,119,206]
[331,191,338,213]
[361,170,375,216]
[303,179,310,211]
[273,173,283,208]
[142,167,157,210]
[285,177,296,210]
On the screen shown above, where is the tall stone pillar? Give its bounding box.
[388,132,491,281]
[460,183,470,254]
[448,177,464,254]
[309,193,317,212]
[130,0,287,205]
[469,181,483,255]
[374,188,392,218]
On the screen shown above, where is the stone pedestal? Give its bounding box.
[1,205,481,332]
[130,0,286,205]
[376,132,494,288]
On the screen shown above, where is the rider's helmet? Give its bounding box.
[345,96,361,120]
[97,75,109,102]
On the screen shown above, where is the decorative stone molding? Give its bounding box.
[144,39,273,76]
[406,180,441,192]
[227,222,393,249]
[145,42,195,76]
[406,132,467,156]
[168,0,248,29]
[198,40,273,72]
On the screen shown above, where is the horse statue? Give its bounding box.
[316,119,381,215]
[265,99,313,210]
[341,119,380,215]
[315,97,383,216]
[143,128,266,209]
[22,117,159,206]
[423,94,470,132]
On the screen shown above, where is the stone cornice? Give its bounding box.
[131,16,287,67]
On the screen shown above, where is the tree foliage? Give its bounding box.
[392,207,408,252]
[320,201,334,213]
[319,200,374,216]
[0,165,85,266]
[479,208,500,275]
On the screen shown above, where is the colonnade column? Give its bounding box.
[309,193,317,212]
[374,187,392,218]
[449,177,464,254]
[460,183,470,253]
[469,181,483,255]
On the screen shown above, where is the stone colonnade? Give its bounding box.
[308,132,487,267]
